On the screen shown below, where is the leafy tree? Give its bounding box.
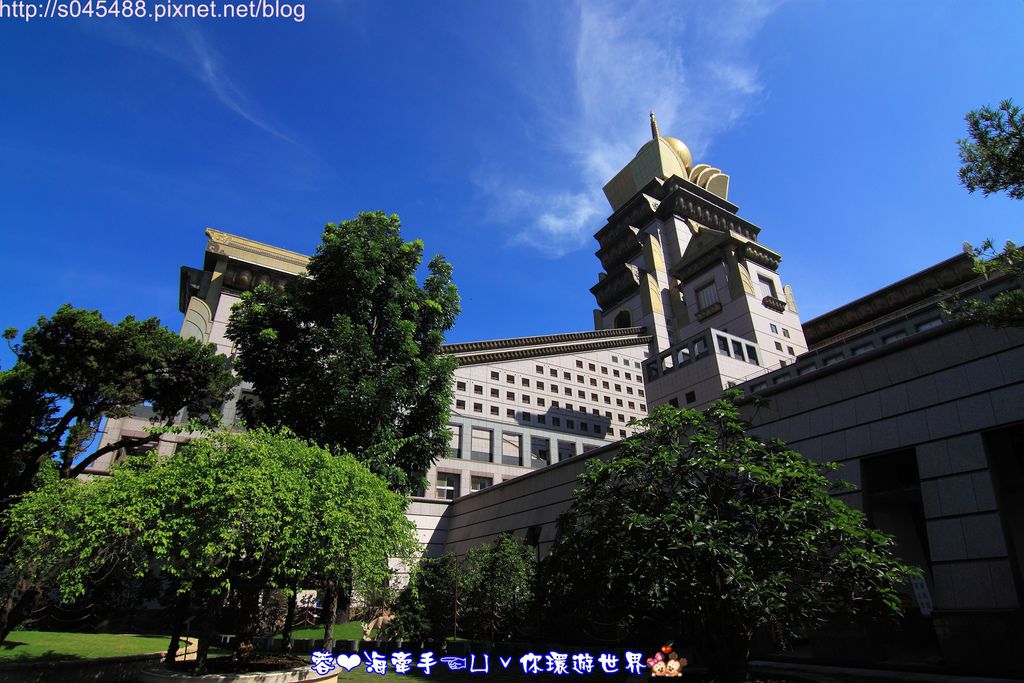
[0,304,236,505]
[1,428,416,672]
[384,552,460,642]
[226,212,460,495]
[460,534,536,642]
[958,99,1024,199]
[541,394,919,683]
[943,239,1024,327]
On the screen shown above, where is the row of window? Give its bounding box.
[532,363,642,381]
[455,389,644,410]
[456,379,645,398]
[446,427,611,473]
[768,322,792,339]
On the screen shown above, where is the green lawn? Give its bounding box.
[0,630,174,662]
[280,622,364,641]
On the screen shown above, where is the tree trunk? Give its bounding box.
[233,586,261,661]
[280,588,297,654]
[165,590,191,663]
[0,569,42,645]
[322,583,338,652]
[194,611,215,675]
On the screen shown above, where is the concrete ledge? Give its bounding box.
[0,652,162,683]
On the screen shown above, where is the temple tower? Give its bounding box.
[591,113,808,408]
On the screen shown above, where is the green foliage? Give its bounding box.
[2,429,416,639]
[386,552,459,642]
[958,99,1024,199]
[0,304,236,502]
[386,534,536,642]
[943,240,1024,328]
[460,534,536,641]
[226,212,460,494]
[541,394,919,681]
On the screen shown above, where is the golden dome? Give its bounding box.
[663,136,692,170]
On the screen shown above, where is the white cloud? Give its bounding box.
[496,0,778,257]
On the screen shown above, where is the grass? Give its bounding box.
[278,622,364,641]
[0,630,174,662]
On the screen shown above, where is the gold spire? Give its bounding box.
[650,111,660,139]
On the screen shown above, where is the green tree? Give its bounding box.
[541,394,919,683]
[1,428,416,671]
[0,304,236,504]
[944,239,1024,327]
[384,552,460,642]
[958,99,1024,199]
[226,212,460,495]
[460,533,536,642]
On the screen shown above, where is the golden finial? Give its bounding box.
[650,111,660,140]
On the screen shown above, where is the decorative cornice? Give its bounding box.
[449,335,655,367]
[204,228,309,273]
[761,295,787,313]
[443,327,648,355]
[590,263,642,311]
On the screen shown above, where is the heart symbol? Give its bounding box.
[336,654,361,671]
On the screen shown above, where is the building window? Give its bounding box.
[449,424,461,458]
[530,436,550,468]
[576,360,584,368]
[601,366,608,374]
[788,346,795,356]
[521,378,530,387]
[471,428,492,462]
[456,381,466,391]
[782,328,790,338]
[696,282,718,310]
[490,388,499,398]
[718,336,731,355]
[604,396,611,404]
[506,408,515,418]
[624,372,631,381]
[618,414,625,422]
[590,393,598,401]
[774,341,784,351]
[506,391,515,400]
[594,425,602,435]
[618,429,627,437]
[502,432,522,466]
[612,355,619,363]
[522,395,531,404]
[732,340,744,358]
[470,476,492,492]
[639,403,646,411]
[490,406,499,415]
[746,344,759,365]
[576,374,585,383]
[552,417,561,426]
[602,381,610,389]
[883,330,907,344]
[769,323,778,334]
[436,472,460,500]
[537,397,546,407]
[614,384,622,392]
[616,398,623,407]
[535,365,544,374]
[522,412,532,422]
[852,342,875,356]
[562,372,571,380]
[638,389,644,397]
[567,419,575,430]
[558,440,577,460]
[757,274,777,299]
[628,401,635,409]
[456,399,465,410]
[537,381,545,390]
[566,403,574,410]
[551,384,559,393]
[577,390,585,398]
[474,384,483,394]
[626,387,634,395]
[506,375,515,384]
[588,363,596,371]
[590,378,597,386]
[491,371,500,380]
[564,387,572,395]
[552,400,559,408]
[823,354,843,366]
[916,317,943,332]
[549,369,557,377]
[613,369,620,377]
[581,423,589,432]
[537,415,546,424]
[685,391,696,404]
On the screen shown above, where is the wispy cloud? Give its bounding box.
[487,0,778,257]
[89,22,295,144]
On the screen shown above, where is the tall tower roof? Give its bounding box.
[602,113,723,212]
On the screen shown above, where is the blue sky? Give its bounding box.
[1,0,1021,354]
